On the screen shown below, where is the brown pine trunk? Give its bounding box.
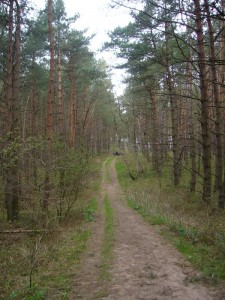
[164,17,181,186]
[190,99,197,193]
[43,0,55,212]
[132,98,143,175]
[204,0,223,196]
[147,86,161,176]
[218,0,225,207]
[5,0,22,221]
[69,76,76,148]
[7,0,13,133]
[193,0,212,203]
[47,0,54,137]
[186,28,197,192]
[166,68,181,186]
[57,32,64,137]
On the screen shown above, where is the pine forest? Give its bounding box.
[1,0,225,299]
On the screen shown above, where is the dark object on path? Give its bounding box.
[113,151,123,156]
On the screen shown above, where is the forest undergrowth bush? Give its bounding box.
[115,155,225,281]
[0,154,103,299]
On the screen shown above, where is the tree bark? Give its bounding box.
[47,0,54,137]
[218,0,225,208]
[193,0,212,203]
[43,0,55,212]
[57,29,64,137]
[5,0,20,221]
[204,0,223,196]
[147,85,161,176]
[69,75,76,148]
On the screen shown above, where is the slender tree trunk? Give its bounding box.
[190,100,197,192]
[6,0,13,134]
[57,31,64,137]
[164,17,181,186]
[219,0,225,207]
[43,0,55,212]
[69,76,76,148]
[193,0,212,203]
[5,0,21,221]
[186,28,197,192]
[204,0,223,195]
[30,56,38,188]
[166,68,181,186]
[47,0,54,136]
[132,98,143,175]
[147,86,161,176]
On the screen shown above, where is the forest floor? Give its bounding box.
[69,158,223,300]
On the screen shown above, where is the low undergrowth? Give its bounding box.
[1,219,91,300]
[0,156,103,299]
[83,198,98,222]
[115,158,225,282]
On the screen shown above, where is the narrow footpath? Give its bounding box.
[70,158,220,299]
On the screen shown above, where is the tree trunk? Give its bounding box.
[147,86,161,176]
[57,29,64,137]
[43,0,55,212]
[47,0,54,137]
[218,0,225,208]
[166,68,181,186]
[193,0,212,203]
[5,0,21,221]
[204,0,223,196]
[7,0,14,133]
[69,75,76,148]
[132,98,143,175]
[186,27,197,192]
[164,17,181,186]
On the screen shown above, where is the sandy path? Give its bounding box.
[70,158,219,299]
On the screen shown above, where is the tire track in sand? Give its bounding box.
[71,158,218,299]
[104,158,215,300]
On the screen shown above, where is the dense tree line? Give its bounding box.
[0,0,117,221]
[2,0,225,222]
[107,0,225,207]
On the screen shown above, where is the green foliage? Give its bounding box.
[128,197,168,225]
[0,153,103,298]
[115,159,131,188]
[36,228,90,298]
[115,155,143,186]
[8,285,46,300]
[83,198,98,222]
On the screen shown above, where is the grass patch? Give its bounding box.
[83,198,98,222]
[104,157,113,183]
[99,195,114,282]
[115,159,134,189]
[1,227,90,300]
[7,285,46,300]
[127,197,168,225]
[39,228,91,299]
[116,158,225,281]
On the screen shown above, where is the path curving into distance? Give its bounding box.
[70,158,218,299]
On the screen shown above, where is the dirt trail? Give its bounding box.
[70,158,219,299]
